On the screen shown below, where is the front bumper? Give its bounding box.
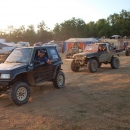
[0,80,12,91]
[74,59,85,65]
[73,55,86,65]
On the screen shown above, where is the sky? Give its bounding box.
[0,0,130,31]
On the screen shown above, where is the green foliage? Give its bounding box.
[96,19,111,37]
[0,9,130,42]
[53,17,87,40]
[37,21,53,43]
[107,9,130,37]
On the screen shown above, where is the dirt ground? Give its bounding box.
[0,52,130,130]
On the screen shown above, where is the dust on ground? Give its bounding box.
[0,52,130,130]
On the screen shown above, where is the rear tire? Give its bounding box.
[53,71,65,89]
[111,57,120,69]
[9,82,30,105]
[87,59,98,73]
[71,60,80,72]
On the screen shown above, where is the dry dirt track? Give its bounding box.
[0,52,130,130]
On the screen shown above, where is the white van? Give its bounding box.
[0,43,16,54]
[16,42,30,47]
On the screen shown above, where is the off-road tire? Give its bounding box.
[98,62,102,68]
[0,91,2,96]
[71,60,80,72]
[53,71,65,89]
[111,57,120,69]
[87,59,98,73]
[9,82,30,105]
[125,51,129,56]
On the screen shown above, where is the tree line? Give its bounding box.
[0,9,130,45]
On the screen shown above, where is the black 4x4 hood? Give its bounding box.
[0,62,28,71]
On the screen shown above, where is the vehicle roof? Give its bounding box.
[95,42,109,45]
[15,45,56,49]
[87,42,109,45]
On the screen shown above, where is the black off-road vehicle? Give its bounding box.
[0,46,65,105]
[71,42,120,73]
[125,45,130,56]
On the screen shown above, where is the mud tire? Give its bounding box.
[71,60,80,72]
[111,57,120,69]
[9,82,30,105]
[87,59,98,73]
[53,71,65,89]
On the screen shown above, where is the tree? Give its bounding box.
[24,25,36,44]
[13,25,26,42]
[96,19,111,37]
[118,10,130,36]
[53,17,87,40]
[1,9,130,43]
[86,21,97,37]
[6,25,15,42]
[53,23,62,40]
[37,21,53,43]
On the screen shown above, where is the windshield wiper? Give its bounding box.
[5,61,11,63]
[5,61,24,63]
[15,61,24,63]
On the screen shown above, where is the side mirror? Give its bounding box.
[34,60,40,65]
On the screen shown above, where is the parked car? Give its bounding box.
[34,42,42,46]
[16,42,30,47]
[0,43,16,54]
[2,42,16,46]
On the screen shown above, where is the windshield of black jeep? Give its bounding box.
[5,48,33,63]
[84,44,98,52]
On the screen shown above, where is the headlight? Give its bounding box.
[1,74,10,79]
[72,55,75,58]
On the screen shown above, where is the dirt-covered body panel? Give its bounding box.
[71,42,119,73]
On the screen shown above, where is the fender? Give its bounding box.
[52,64,62,79]
[11,67,28,80]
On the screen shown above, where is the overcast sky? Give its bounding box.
[1,0,130,31]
